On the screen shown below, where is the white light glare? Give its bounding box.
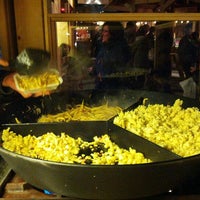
[86,0,101,4]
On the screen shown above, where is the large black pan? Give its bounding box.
[1,121,200,200]
[0,89,199,124]
[1,90,200,199]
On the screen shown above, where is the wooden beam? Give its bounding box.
[48,13,200,22]
[103,5,130,12]
[159,0,176,12]
[134,0,160,4]
[190,0,200,3]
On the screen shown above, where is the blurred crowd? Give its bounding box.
[58,21,200,95]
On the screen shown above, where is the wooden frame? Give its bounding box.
[47,13,200,64]
[48,13,200,22]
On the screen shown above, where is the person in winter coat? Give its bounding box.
[178,23,197,78]
[130,25,150,72]
[93,21,131,90]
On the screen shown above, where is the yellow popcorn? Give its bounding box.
[1,128,151,165]
[114,99,200,157]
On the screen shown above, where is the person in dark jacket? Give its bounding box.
[146,26,155,70]
[124,21,137,47]
[130,25,150,72]
[178,23,197,78]
[128,25,150,88]
[156,28,173,79]
[147,27,173,93]
[93,21,131,90]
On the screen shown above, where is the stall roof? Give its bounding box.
[77,0,200,12]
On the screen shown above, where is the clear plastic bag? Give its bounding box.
[179,77,196,99]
